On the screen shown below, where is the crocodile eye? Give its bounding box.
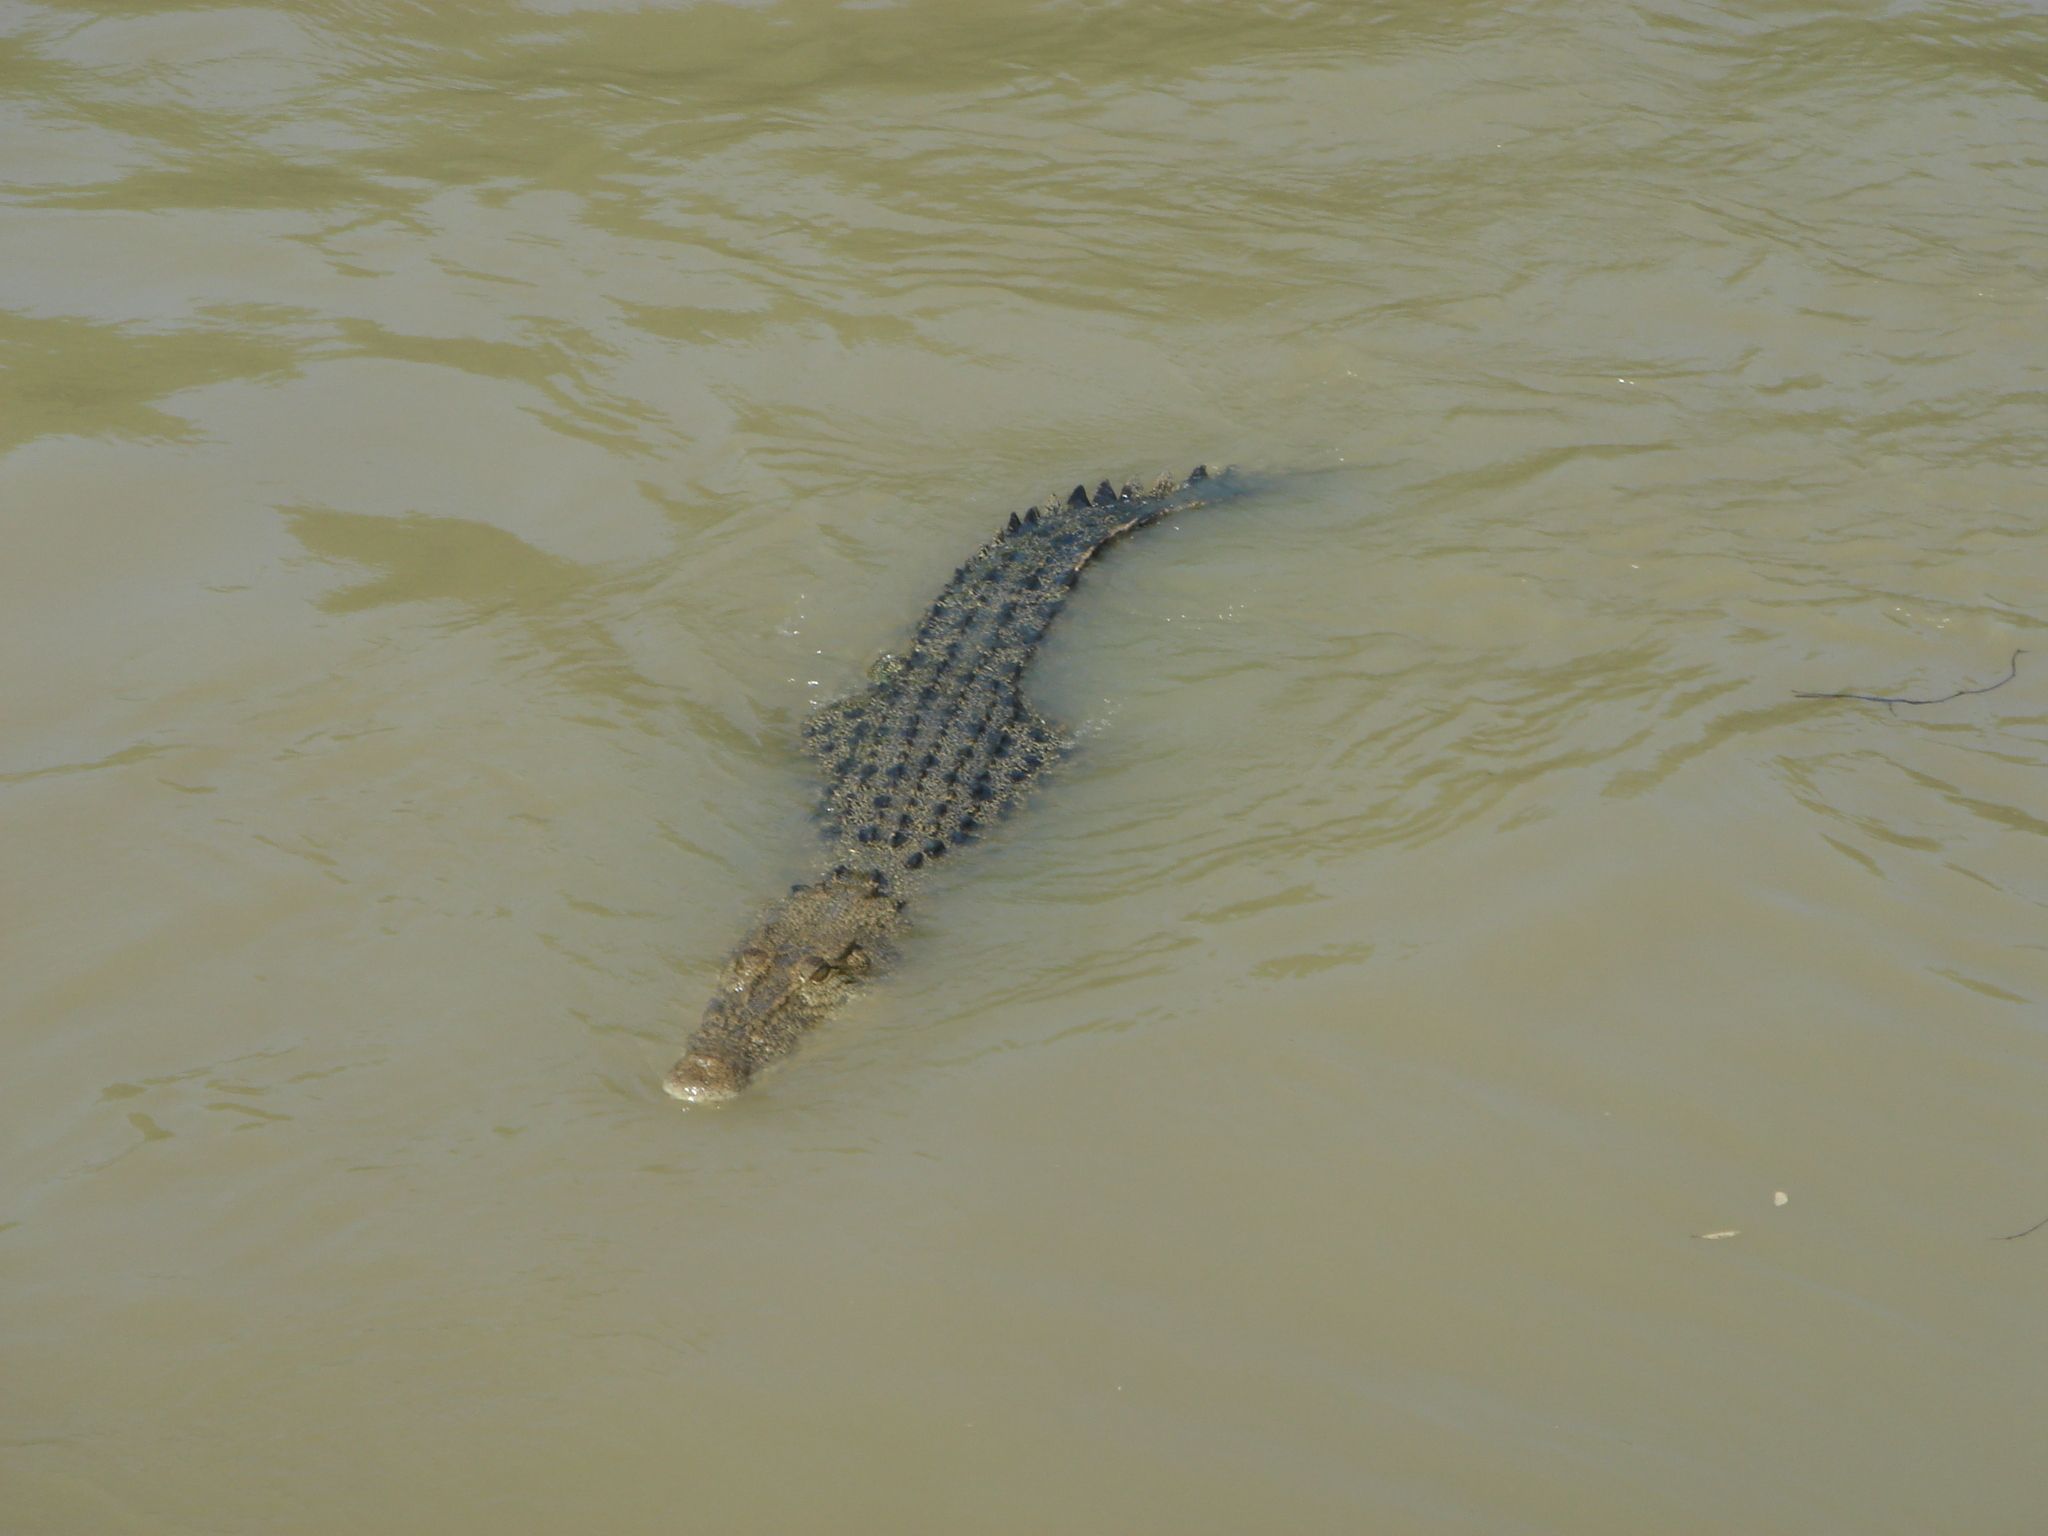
[838,945,871,976]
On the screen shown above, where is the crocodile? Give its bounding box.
[664,464,1238,1105]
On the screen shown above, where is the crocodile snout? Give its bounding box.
[663,1049,747,1105]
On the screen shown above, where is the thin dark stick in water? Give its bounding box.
[1998,1213,2048,1242]
[1794,649,2023,709]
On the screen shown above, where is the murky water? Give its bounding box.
[7,1,2048,1530]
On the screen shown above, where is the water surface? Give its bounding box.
[6,1,2047,1531]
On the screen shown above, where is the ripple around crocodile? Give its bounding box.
[664,464,1241,1105]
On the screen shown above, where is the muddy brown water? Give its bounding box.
[6,2,2047,1531]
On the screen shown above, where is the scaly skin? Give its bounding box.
[665,465,1234,1104]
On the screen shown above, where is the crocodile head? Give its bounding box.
[664,868,901,1105]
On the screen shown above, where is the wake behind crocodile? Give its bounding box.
[665,465,1242,1104]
